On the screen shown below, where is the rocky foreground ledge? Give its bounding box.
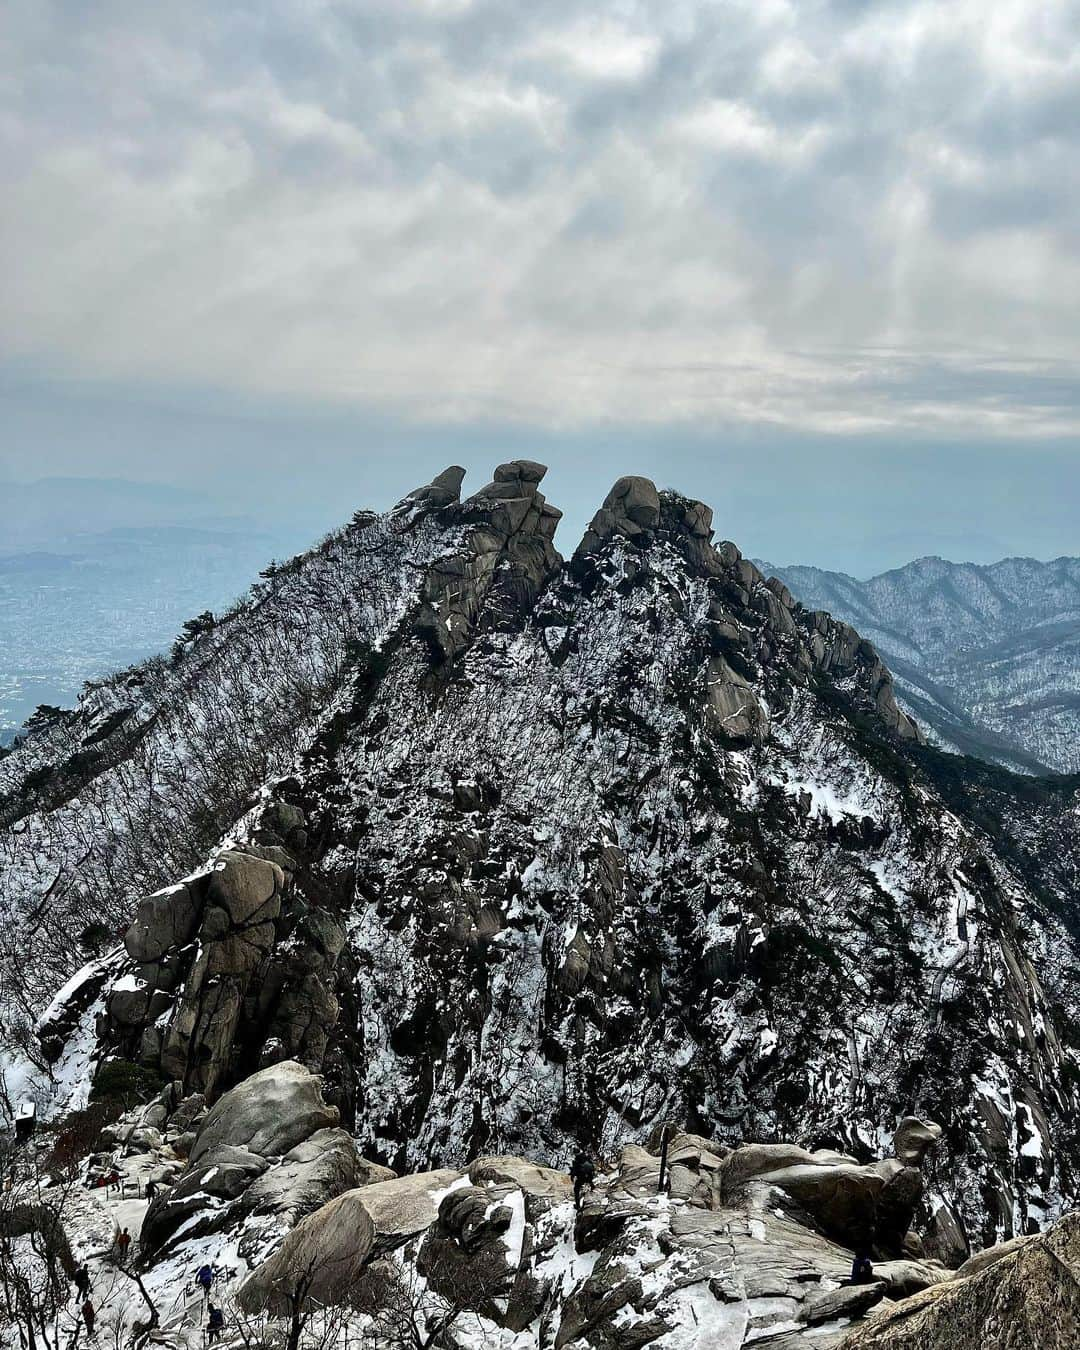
[19,1059,1072,1350]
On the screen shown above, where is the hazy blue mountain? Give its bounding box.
[759,555,1080,774]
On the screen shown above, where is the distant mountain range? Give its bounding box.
[0,474,253,551]
[760,555,1080,775]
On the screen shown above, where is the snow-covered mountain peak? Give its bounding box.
[2,464,1078,1304]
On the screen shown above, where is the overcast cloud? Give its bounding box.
[5,0,1080,432]
[2,1,1079,572]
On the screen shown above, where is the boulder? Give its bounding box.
[238,1168,463,1315]
[611,1142,662,1198]
[136,1080,184,1131]
[398,465,466,512]
[468,1156,572,1218]
[418,1185,525,1323]
[237,1188,378,1315]
[802,1281,886,1324]
[142,1062,341,1255]
[357,1169,463,1248]
[243,1127,361,1224]
[892,1118,942,1168]
[125,882,203,963]
[167,1093,207,1136]
[573,476,661,560]
[207,850,282,926]
[763,1162,887,1251]
[720,1143,854,1194]
[606,476,661,530]
[659,1131,728,1205]
[190,1060,339,1166]
[494,460,547,484]
[666,1131,728,1173]
[837,1211,1080,1348]
[870,1260,952,1299]
[142,1144,268,1253]
[358,1158,399,1186]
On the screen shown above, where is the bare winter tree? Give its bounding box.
[0,1140,78,1350]
[351,1244,511,1350]
[221,1239,511,1350]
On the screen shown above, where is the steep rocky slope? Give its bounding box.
[761,556,1080,774]
[7,1061,1080,1349]
[3,462,1079,1288]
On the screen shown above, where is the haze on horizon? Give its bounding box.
[3,0,1079,575]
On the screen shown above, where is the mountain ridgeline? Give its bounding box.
[760,555,1080,775]
[3,462,1080,1275]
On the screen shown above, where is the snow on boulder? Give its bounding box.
[189,1059,338,1165]
[243,1127,362,1225]
[468,1155,572,1216]
[141,1061,341,1255]
[238,1168,463,1315]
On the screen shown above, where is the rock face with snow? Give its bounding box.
[140,1060,353,1256]
[119,850,286,1096]
[234,1132,953,1347]
[3,462,1080,1270]
[838,1210,1080,1348]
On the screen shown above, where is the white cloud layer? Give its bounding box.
[3,0,1080,435]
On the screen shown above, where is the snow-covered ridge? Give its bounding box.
[3,463,1079,1276]
[763,555,1080,774]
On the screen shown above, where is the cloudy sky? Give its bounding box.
[3,0,1079,572]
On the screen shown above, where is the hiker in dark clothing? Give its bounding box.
[144,1177,157,1202]
[207,1305,225,1343]
[847,1252,875,1285]
[74,1264,91,1299]
[195,1264,214,1299]
[115,1227,131,1264]
[569,1151,596,1209]
[81,1300,96,1336]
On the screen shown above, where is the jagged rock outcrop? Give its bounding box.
[839,1210,1080,1349]
[416,458,562,662]
[118,848,287,1095]
[396,464,467,515]
[10,462,1080,1271]
[716,1124,940,1259]
[141,1060,350,1255]
[236,1129,953,1345]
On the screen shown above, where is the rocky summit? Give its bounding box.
[1,463,1079,1348]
